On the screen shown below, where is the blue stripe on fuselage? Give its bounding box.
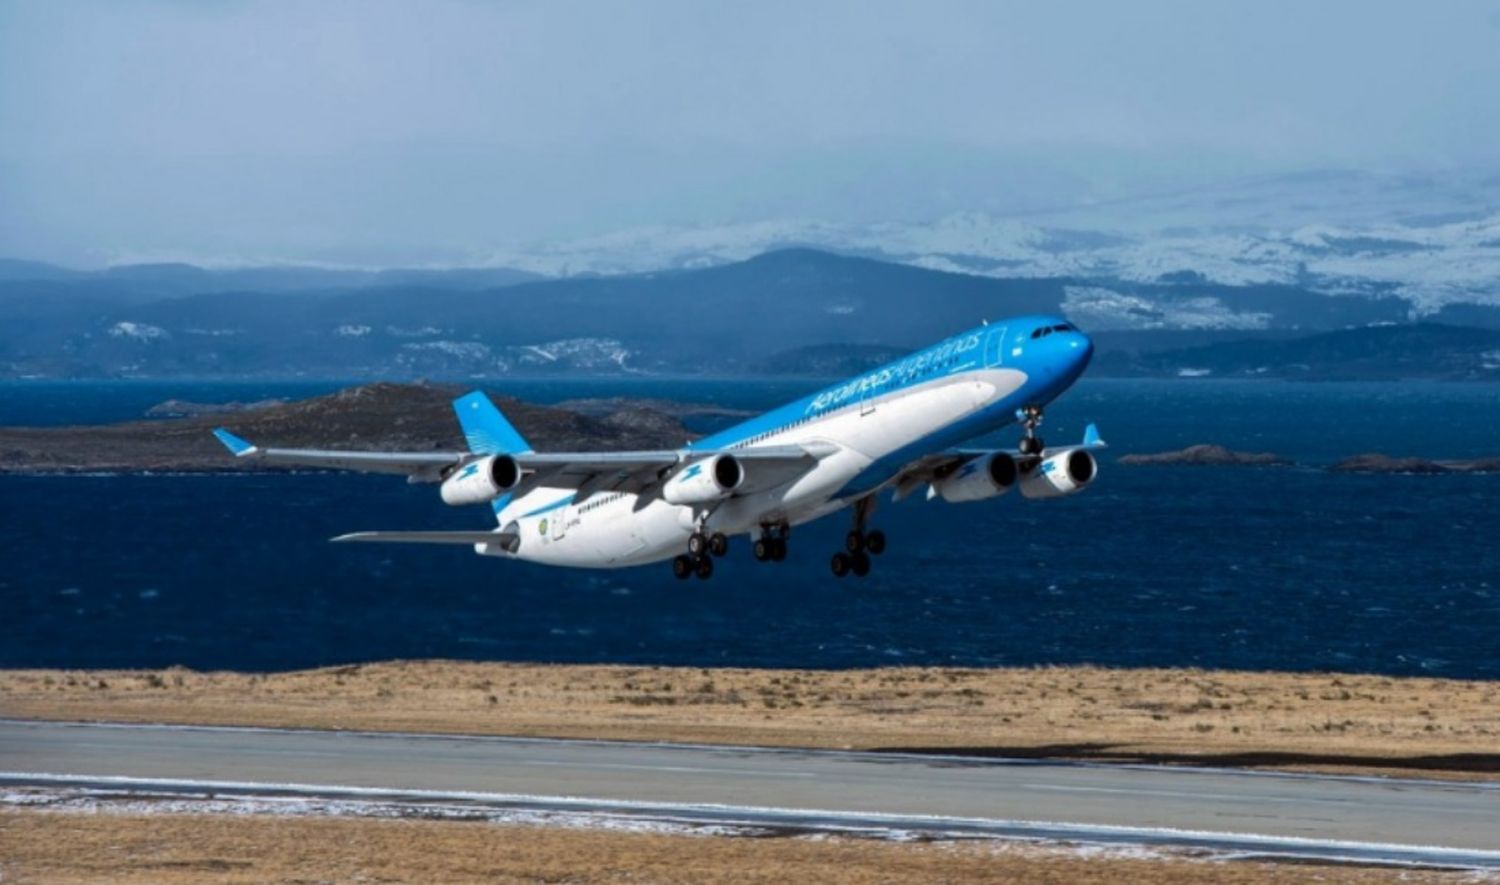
[690,315,1083,453]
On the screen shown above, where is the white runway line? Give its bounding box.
[5,771,1500,871]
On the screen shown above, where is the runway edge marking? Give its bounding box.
[3,771,1499,871]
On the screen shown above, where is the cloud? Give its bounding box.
[2,0,1499,266]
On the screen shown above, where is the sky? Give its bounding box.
[2,0,1500,268]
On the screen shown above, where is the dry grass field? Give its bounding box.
[0,810,1468,884]
[2,660,1497,779]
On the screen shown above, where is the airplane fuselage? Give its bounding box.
[491,316,1093,568]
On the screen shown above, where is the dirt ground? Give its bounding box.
[0,810,1468,884]
[2,661,1496,780]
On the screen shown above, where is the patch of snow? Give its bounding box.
[1062,287,1270,331]
[400,341,492,360]
[107,321,169,341]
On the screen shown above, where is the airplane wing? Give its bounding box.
[212,429,466,481]
[212,428,833,495]
[332,529,519,551]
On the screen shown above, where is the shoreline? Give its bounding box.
[3,661,1495,782]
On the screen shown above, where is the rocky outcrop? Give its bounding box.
[1331,453,1500,474]
[1117,444,1293,466]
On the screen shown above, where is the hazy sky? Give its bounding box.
[3,0,1499,267]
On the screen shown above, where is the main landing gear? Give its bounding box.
[1018,405,1046,456]
[674,528,730,581]
[830,496,885,579]
[752,523,790,563]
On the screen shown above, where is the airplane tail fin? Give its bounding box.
[452,391,533,456]
[452,391,533,525]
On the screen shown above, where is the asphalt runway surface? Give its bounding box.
[2,719,1497,869]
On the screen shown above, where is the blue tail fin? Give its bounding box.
[453,391,533,456]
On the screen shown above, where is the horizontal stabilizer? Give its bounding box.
[331,530,518,551]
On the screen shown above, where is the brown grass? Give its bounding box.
[0,810,1464,884]
[3,661,1497,780]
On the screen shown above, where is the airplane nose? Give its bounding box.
[1075,332,1094,367]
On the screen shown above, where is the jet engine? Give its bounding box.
[440,454,522,506]
[932,452,1018,503]
[1019,448,1097,499]
[662,454,743,506]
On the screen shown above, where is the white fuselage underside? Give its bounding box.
[486,367,1027,568]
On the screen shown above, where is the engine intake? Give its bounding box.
[933,452,1018,503]
[1020,448,1097,499]
[662,454,743,506]
[440,454,522,506]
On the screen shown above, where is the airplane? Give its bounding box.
[212,315,1103,579]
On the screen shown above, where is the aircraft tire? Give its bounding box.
[830,552,851,577]
[688,532,708,556]
[695,555,714,580]
[753,538,771,561]
[845,530,864,554]
[770,538,787,561]
[672,555,694,580]
[709,533,729,557]
[865,530,886,555]
[1021,437,1044,456]
[851,550,871,577]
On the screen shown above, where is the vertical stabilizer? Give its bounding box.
[452,391,533,456]
[452,391,534,525]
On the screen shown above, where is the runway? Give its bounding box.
[2,719,1497,869]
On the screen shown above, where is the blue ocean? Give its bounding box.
[2,378,1497,677]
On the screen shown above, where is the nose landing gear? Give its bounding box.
[1018,405,1046,456]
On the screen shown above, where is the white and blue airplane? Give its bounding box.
[213,315,1102,579]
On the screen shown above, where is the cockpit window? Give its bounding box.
[1030,326,1053,339]
[1053,323,1073,333]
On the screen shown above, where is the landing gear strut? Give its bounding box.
[1018,405,1046,456]
[831,496,884,579]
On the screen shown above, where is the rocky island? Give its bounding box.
[1331,453,1500,474]
[0,382,696,474]
[1116,444,1293,466]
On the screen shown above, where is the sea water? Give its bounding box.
[1,378,1497,676]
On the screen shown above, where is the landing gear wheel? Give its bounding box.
[708,532,729,557]
[672,555,694,580]
[1020,436,1044,456]
[864,530,886,556]
[695,555,714,580]
[830,552,852,578]
[850,550,871,577]
[753,538,771,562]
[687,532,708,557]
[770,538,787,561]
[845,530,864,554]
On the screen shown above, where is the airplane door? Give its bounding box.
[984,327,1007,367]
[550,506,569,540]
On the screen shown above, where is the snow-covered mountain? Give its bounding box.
[477,170,1500,313]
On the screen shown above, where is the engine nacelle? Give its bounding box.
[932,452,1018,503]
[1020,448,1097,499]
[662,454,743,506]
[440,454,522,506]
